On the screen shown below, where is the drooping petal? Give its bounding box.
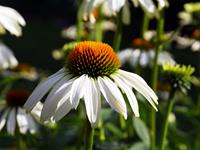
[30,102,43,121]
[118,70,158,110]
[0,5,25,36]
[98,76,127,119]
[41,76,72,121]
[107,0,126,13]
[113,76,140,117]
[0,109,9,131]
[84,77,101,127]
[7,108,16,135]
[24,68,65,111]
[26,114,37,134]
[16,108,28,134]
[139,51,151,67]
[70,75,86,109]
[137,0,156,14]
[0,42,18,70]
[52,98,72,121]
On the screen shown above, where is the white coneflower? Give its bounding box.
[0,5,26,37]
[118,38,176,67]
[0,89,42,135]
[0,42,18,70]
[1,63,38,81]
[175,29,200,52]
[82,0,157,23]
[24,41,158,127]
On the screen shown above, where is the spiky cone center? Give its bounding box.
[66,41,120,78]
[132,38,154,50]
[6,89,31,107]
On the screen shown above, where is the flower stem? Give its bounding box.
[113,9,123,52]
[98,119,105,141]
[159,92,175,150]
[95,20,103,42]
[16,131,26,150]
[141,13,150,39]
[150,9,165,150]
[76,0,83,42]
[84,119,94,150]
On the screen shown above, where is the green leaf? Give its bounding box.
[130,142,149,150]
[133,117,150,147]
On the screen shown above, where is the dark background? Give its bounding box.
[0,0,198,72]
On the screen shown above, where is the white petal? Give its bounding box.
[139,52,150,67]
[26,114,37,134]
[113,76,140,117]
[30,101,43,121]
[24,68,65,111]
[107,0,126,13]
[52,98,72,121]
[16,108,28,134]
[98,76,127,119]
[84,77,101,127]
[0,42,18,69]
[118,70,158,110]
[118,48,133,65]
[0,5,25,36]
[0,108,9,131]
[70,75,86,109]
[138,0,156,14]
[41,76,72,121]
[7,108,16,135]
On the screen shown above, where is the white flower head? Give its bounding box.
[118,38,175,67]
[24,41,158,127]
[82,0,158,23]
[0,89,42,135]
[0,5,26,37]
[0,42,18,70]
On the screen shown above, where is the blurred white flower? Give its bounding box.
[0,89,42,135]
[118,38,175,67]
[1,63,38,81]
[118,48,175,67]
[24,41,158,127]
[0,5,26,37]
[82,0,165,23]
[175,29,200,52]
[0,42,18,70]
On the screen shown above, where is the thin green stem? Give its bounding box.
[113,9,123,51]
[98,119,105,141]
[141,13,150,39]
[84,119,94,150]
[16,130,26,150]
[150,9,165,150]
[95,20,103,42]
[76,0,83,42]
[159,93,175,150]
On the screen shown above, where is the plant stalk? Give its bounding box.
[150,9,165,150]
[84,119,94,150]
[113,9,123,51]
[159,92,175,150]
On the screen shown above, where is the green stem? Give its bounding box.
[98,119,105,141]
[150,9,165,150]
[76,0,83,42]
[113,9,123,51]
[159,92,175,150]
[16,131,26,150]
[141,13,150,39]
[95,20,103,42]
[84,119,94,150]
